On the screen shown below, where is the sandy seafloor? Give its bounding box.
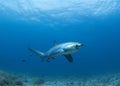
[0,70,120,86]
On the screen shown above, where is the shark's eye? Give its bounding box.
[75,45,79,48]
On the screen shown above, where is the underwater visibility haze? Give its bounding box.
[0,0,120,77]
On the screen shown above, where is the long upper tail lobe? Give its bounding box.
[28,48,45,62]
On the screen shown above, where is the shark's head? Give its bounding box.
[73,42,83,49]
[63,42,83,54]
[72,42,83,49]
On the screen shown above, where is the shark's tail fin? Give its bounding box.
[28,48,45,62]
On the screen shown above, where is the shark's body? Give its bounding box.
[29,42,83,62]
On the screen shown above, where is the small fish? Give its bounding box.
[21,59,26,62]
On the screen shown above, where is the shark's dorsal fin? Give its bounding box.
[64,54,73,62]
[53,40,58,46]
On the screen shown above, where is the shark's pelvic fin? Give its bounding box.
[28,48,45,62]
[64,54,73,62]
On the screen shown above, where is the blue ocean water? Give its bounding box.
[0,0,120,76]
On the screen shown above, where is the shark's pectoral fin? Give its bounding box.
[64,54,73,62]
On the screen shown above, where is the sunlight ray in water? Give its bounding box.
[0,0,119,23]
